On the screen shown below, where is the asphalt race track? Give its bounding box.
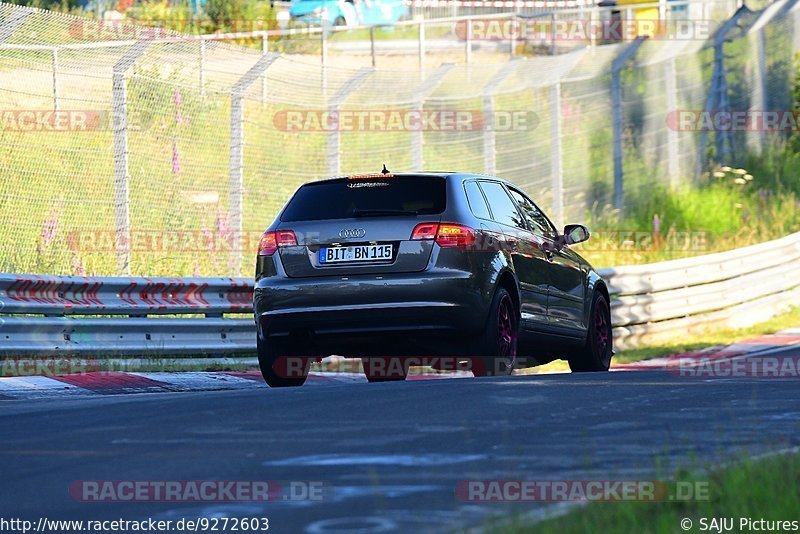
[2,344,800,533]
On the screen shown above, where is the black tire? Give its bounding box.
[472,287,519,377]
[569,291,613,372]
[257,335,309,387]
[333,16,346,27]
[361,356,408,383]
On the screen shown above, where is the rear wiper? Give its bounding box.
[351,209,419,217]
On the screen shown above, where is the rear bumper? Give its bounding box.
[254,268,490,345]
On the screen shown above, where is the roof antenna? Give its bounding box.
[381,164,390,175]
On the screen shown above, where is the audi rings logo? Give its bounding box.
[338,228,366,239]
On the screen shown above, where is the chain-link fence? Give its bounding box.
[0,0,796,278]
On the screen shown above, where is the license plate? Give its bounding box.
[319,244,393,264]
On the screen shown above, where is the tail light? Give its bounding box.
[410,222,438,240]
[436,224,476,247]
[410,223,476,247]
[258,230,297,256]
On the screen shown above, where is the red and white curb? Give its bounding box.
[3,329,797,399]
[0,370,474,400]
[612,329,800,372]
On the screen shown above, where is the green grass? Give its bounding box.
[496,452,800,534]
[573,163,800,268]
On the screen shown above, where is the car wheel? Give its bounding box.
[333,16,346,26]
[361,356,408,383]
[473,287,518,377]
[569,291,613,372]
[257,335,309,387]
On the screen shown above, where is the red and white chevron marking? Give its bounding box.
[0,273,252,314]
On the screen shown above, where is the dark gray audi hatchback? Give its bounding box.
[254,171,612,387]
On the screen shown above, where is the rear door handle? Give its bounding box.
[506,238,518,251]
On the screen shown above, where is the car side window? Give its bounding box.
[463,181,491,220]
[478,181,526,230]
[507,188,557,237]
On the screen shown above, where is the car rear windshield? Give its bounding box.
[280,176,446,222]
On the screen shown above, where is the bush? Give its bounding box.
[6,0,87,15]
[127,0,276,36]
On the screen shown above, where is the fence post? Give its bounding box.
[549,82,563,229]
[465,19,472,64]
[481,60,520,176]
[111,41,149,276]
[327,68,373,176]
[199,39,206,97]
[370,26,376,68]
[664,57,680,188]
[696,6,749,179]
[509,15,516,58]
[744,0,799,155]
[795,2,800,52]
[229,54,279,276]
[418,19,426,71]
[482,94,496,175]
[624,7,633,40]
[410,64,454,170]
[611,37,647,211]
[321,18,328,94]
[747,27,767,154]
[261,33,269,109]
[230,95,244,277]
[51,48,60,112]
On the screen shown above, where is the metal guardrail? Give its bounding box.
[0,275,254,355]
[1,231,799,356]
[598,231,800,348]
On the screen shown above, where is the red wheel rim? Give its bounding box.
[595,300,610,356]
[497,294,517,369]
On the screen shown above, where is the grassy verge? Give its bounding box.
[613,305,800,364]
[573,163,800,268]
[497,451,800,534]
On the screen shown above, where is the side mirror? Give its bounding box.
[564,224,590,245]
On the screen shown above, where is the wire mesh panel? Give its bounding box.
[0,0,795,277]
